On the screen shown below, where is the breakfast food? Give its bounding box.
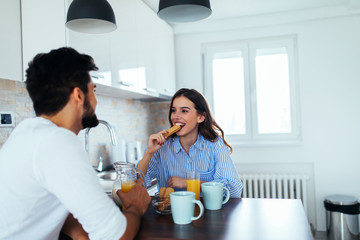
[156,187,174,213]
[157,198,170,212]
[159,187,166,198]
[164,187,174,197]
[163,124,181,137]
[159,187,174,198]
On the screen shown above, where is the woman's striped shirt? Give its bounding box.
[143,133,243,198]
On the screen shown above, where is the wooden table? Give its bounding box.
[134,198,314,240]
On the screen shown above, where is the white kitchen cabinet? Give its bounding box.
[21,0,66,80]
[65,0,114,88]
[67,0,141,94]
[136,1,176,98]
[108,0,139,93]
[66,0,176,100]
[0,0,22,81]
[136,1,160,97]
[0,0,176,100]
[66,22,114,87]
[153,19,176,98]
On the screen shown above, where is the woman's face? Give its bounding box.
[170,96,205,138]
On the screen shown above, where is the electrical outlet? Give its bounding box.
[0,112,15,127]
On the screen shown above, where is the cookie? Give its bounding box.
[163,125,181,137]
[164,187,174,197]
[159,187,166,198]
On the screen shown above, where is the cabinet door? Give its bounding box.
[21,0,66,79]
[68,30,113,86]
[66,14,113,87]
[154,19,176,97]
[109,0,139,92]
[0,0,22,81]
[136,0,159,97]
[67,0,139,92]
[66,0,113,87]
[136,1,176,98]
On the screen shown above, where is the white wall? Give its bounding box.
[174,12,360,231]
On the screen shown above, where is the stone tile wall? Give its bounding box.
[0,78,170,167]
[0,78,35,145]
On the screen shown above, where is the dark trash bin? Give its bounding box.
[324,195,360,240]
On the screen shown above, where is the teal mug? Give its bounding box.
[201,182,230,210]
[170,191,204,224]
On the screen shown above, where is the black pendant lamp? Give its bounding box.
[158,0,212,23]
[66,0,117,34]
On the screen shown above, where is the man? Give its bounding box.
[0,47,150,239]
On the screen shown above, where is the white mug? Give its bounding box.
[201,182,230,210]
[170,191,204,224]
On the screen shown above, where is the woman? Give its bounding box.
[138,88,243,198]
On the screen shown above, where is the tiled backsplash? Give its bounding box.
[0,79,34,145]
[0,78,170,166]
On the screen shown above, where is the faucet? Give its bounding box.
[85,120,117,171]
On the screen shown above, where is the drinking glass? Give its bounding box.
[186,171,200,200]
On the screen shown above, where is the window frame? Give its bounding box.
[203,35,301,146]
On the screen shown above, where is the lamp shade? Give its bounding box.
[158,0,212,23]
[66,0,117,34]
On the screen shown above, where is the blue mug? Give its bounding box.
[170,191,204,224]
[201,182,230,210]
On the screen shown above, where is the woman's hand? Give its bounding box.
[146,130,168,154]
[138,130,168,175]
[167,176,186,188]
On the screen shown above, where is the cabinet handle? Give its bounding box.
[119,81,134,87]
[91,73,104,79]
[143,87,156,93]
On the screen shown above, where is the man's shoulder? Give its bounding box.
[13,118,77,148]
[25,117,74,135]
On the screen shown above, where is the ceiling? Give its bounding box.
[142,0,358,21]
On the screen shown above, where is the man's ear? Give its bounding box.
[72,87,85,104]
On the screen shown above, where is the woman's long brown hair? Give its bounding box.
[168,88,232,153]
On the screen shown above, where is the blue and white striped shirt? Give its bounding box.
[143,133,243,198]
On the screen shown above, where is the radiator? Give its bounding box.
[239,173,309,216]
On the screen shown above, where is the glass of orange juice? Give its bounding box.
[186,171,200,200]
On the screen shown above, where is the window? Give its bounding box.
[204,36,300,145]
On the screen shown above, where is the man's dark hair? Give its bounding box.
[25,47,98,116]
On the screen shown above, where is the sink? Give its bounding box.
[97,171,116,180]
[97,171,116,193]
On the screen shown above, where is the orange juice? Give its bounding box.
[121,181,136,193]
[186,179,200,200]
[120,181,136,210]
